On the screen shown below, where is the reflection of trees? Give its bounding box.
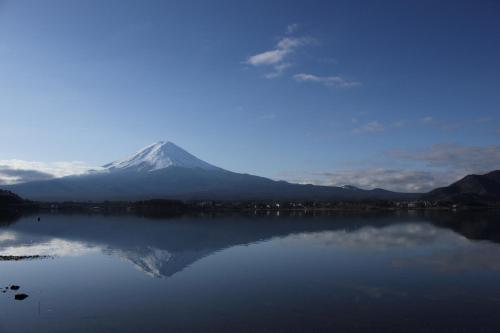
[2,210,500,278]
[424,210,500,244]
[0,212,23,227]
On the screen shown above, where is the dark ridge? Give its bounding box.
[0,189,24,205]
[424,170,500,204]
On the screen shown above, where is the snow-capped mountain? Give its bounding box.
[103,141,219,172]
[3,141,419,201]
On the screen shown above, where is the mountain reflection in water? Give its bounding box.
[1,211,500,332]
[1,211,500,278]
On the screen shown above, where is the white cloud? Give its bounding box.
[264,62,292,79]
[246,25,360,85]
[246,36,312,78]
[352,121,384,134]
[246,48,289,66]
[0,160,98,185]
[293,73,361,88]
[276,37,305,50]
[246,37,310,67]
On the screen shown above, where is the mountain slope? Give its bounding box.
[4,166,417,201]
[2,141,418,202]
[425,170,500,203]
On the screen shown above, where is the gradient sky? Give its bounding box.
[1,0,499,191]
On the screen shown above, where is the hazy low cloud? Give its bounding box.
[389,143,500,174]
[293,73,361,88]
[310,169,456,193]
[0,160,96,185]
[0,167,54,185]
[285,143,500,193]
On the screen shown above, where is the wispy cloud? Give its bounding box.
[264,62,292,79]
[246,25,360,86]
[352,121,384,134]
[245,36,312,78]
[0,160,97,185]
[246,47,288,66]
[389,143,500,174]
[421,116,434,124]
[391,120,406,128]
[293,73,361,88]
[310,169,450,193]
[282,143,500,193]
[245,23,316,79]
[286,23,299,35]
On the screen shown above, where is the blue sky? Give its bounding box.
[0,0,499,191]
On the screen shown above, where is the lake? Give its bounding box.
[1,211,500,332]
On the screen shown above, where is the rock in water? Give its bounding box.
[14,293,28,300]
[10,285,20,290]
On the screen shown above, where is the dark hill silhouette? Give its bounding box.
[0,189,24,205]
[424,170,500,203]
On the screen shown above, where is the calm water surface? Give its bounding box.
[1,211,500,332]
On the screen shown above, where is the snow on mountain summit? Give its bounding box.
[102,141,220,172]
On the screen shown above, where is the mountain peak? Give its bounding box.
[102,141,219,172]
